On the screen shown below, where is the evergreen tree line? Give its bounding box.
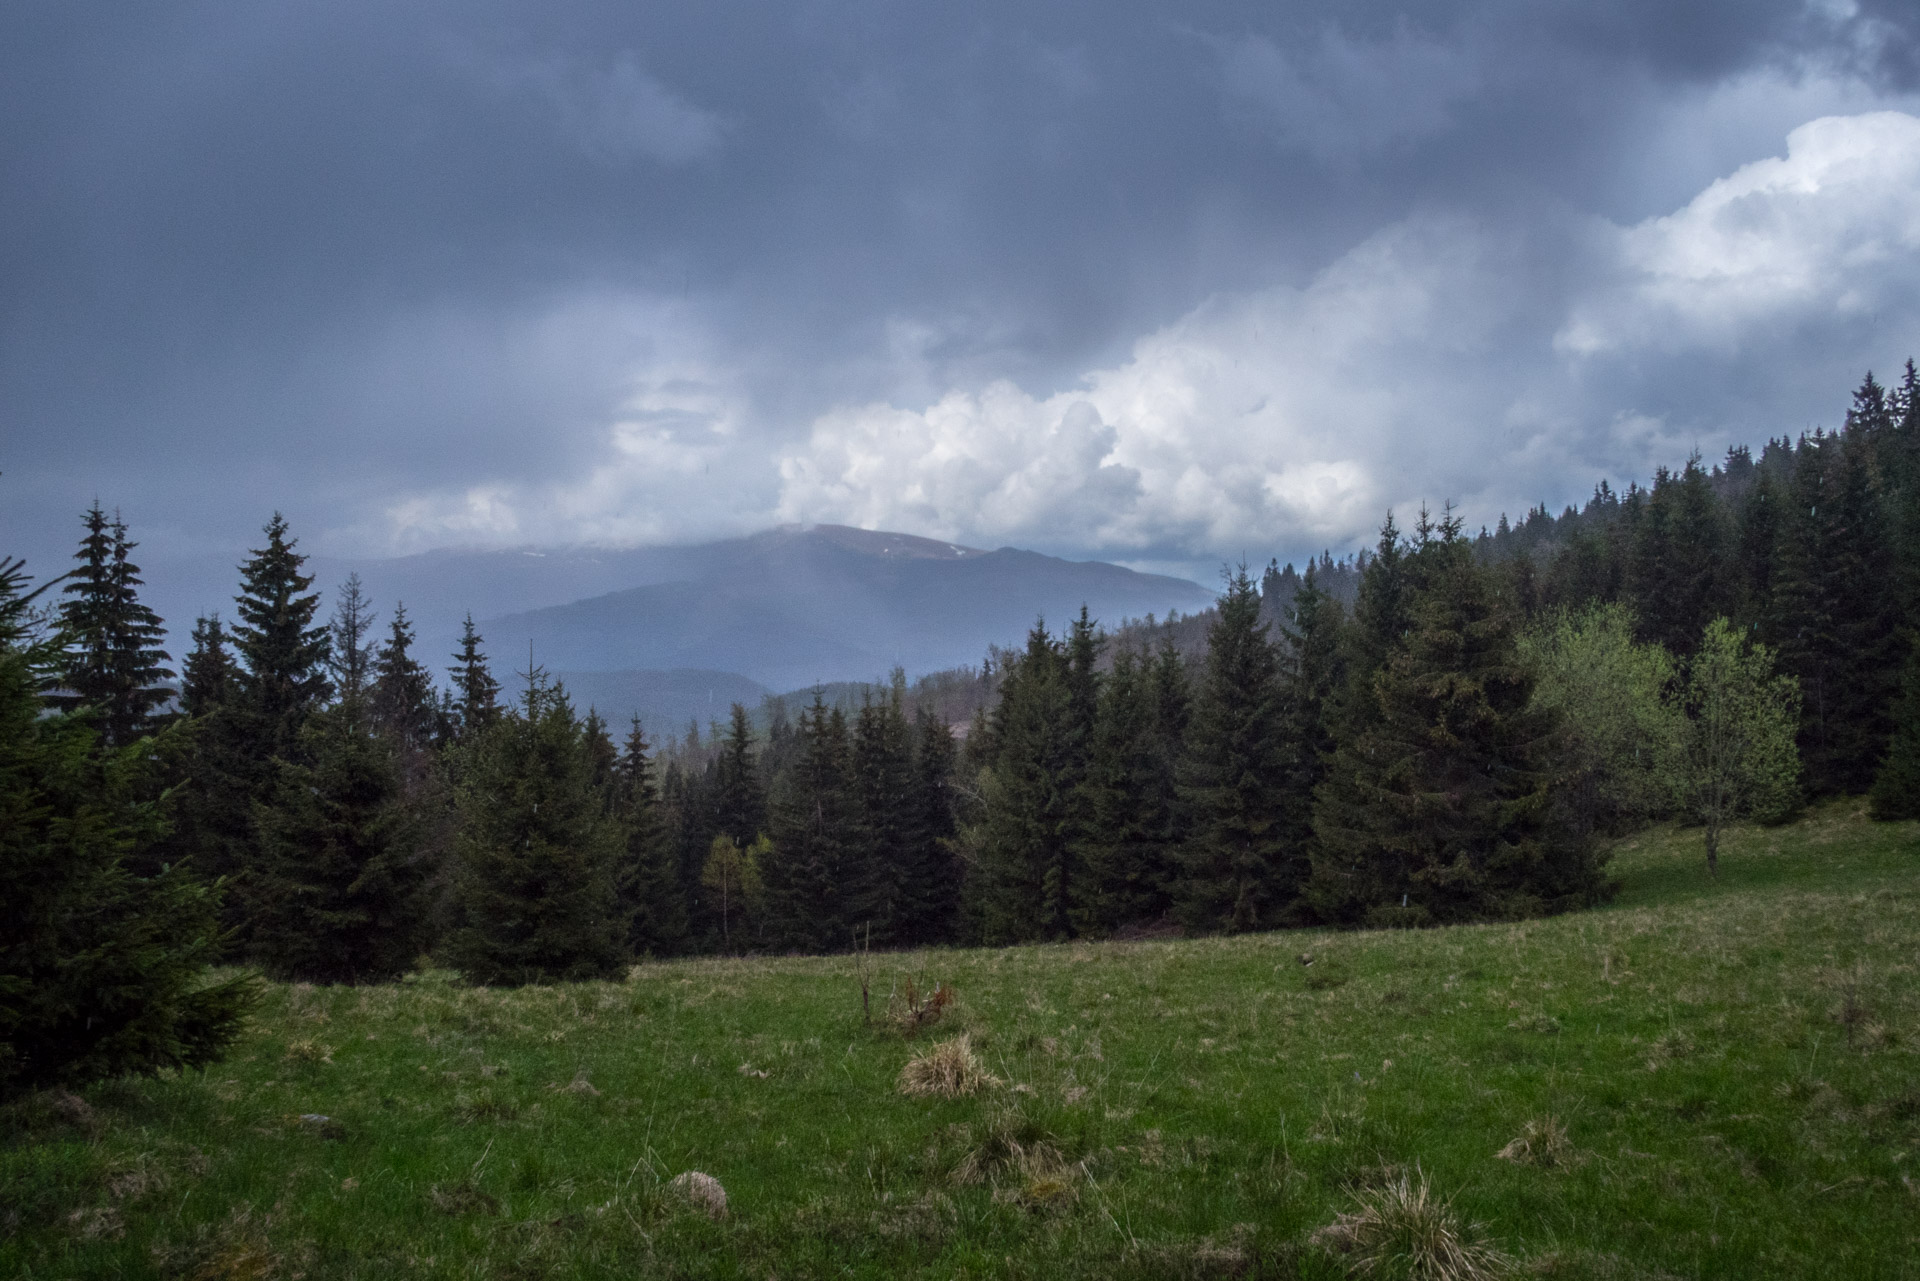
[8,364,1916,1041]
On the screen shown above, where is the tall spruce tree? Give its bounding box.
[1771,421,1902,794]
[328,573,375,703]
[448,614,501,740]
[905,705,961,944]
[1178,567,1295,932]
[1626,457,1727,657]
[967,622,1077,942]
[180,616,237,716]
[370,603,439,752]
[1309,517,1598,925]
[249,690,423,983]
[762,696,854,952]
[1072,647,1180,934]
[713,703,766,846]
[1,556,256,1097]
[231,514,332,759]
[1869,638,1920,821]
[613,718,690,956]
[847,683,918,946]
[445,670,624,984]
[1274,561,1344,871]
[52,506,173,747]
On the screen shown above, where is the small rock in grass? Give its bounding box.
[668,1170,728,1220]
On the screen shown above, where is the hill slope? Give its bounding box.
[6,804,1917,1278]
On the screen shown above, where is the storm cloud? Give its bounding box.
[5,0,1920,599]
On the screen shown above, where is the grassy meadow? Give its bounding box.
[4,802,1918,1279]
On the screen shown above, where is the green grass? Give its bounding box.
[5,801,1918,1279]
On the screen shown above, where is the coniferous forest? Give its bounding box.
[6,365,1919,1095]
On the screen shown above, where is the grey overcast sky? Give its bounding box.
[5,0,1920,587]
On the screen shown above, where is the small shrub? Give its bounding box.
[887,978,955,1032]
[899,1033,997,1099]
[1311,1167,1510,1280]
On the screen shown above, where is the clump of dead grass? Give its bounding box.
[951,1107,1063,1189]
[898,1032,998,1099]
[667,1170,728,1220]
[1494,1117,1579,1169]
[1311,1167,1511,1280]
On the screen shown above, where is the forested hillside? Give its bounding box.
[4,366,1916,1068]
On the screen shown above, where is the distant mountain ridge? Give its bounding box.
[477,525,1213,690]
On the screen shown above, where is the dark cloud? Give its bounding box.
[3,0,1918,607]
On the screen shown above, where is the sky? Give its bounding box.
[6,0,1920,593]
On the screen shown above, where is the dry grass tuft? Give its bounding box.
[547,1072,601,1097]
[952,1108,1062,1187]
[283,1038,333,1065]
[1311,1167,1511,1280]
[1494,1117,1578,1169]
[667,1170,728,1220]
[898,1033,998,1099]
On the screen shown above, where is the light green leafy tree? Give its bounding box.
[1666,618,1801,876]
[1518,603,1681,840]
[702,833,766,952]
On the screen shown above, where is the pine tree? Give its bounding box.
[180,615,237,716]
[1627,457,1727,657]
[445,672,625,984]
[249,692,423,983]
[52,506,173,747]
[1178,567,1294,932]
[904,705,961,944]
[967,623,1076,942]
[328,573,376,703]
[448,614,501,740]
[713,703,766,846]
[613,718,690,955]
[1274,561,1344,872]
[370,603,439,752]
[762,696,853,952]
[846,682,918,946]
[1,556,256,1097]
[1869,637,1920,821]
[1310,519,1596,925]
[231,514,332,759]
[1072,648,1179,934]
[1771,422,1901,794]
[1732,466,1786,635]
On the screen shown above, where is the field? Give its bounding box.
[4,803,1918,1279]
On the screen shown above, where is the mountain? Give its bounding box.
[321,525,1214,695]
[554,669,772,740]
[482,525,1214,690]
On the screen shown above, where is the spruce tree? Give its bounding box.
[249,691,423,983]
[1178,567,1294,932]
[328,573,375,703]
[370,603,438,752]
[762,695,854,952]
[713,703,766,846]
[52,506,173,747]
[1073,648,1179,934]
[847,682,919,946]
[904,705,961,944]
[448,614,501,740]
[445,671,625,984]
[1627,457,1727,657]
[1,556,256,1097]
[231,514,332,759]
[1274,561,1344,871]
[180,615,237,716]
[1310,519,1596,925]
[1771,423,1901,794]
[613,718,690,955]
[967,623,1077,942]
[1868,638,1920,821]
